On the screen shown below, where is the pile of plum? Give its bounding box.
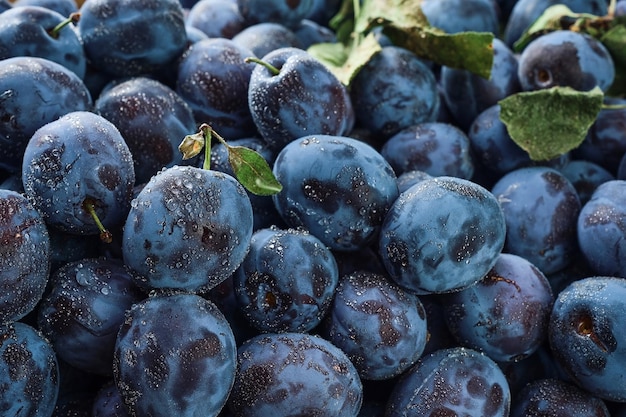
[2,0,626,416]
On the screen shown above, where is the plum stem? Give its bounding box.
[244,57,280,76]
[83,198,112,243]
[199,123,213,171]
[48,12,81,39]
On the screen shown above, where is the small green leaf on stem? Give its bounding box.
[227,146,283,196]
[499,86,604,161]
[201,127,283,196]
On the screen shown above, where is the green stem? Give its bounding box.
[211,128,231,150]
[602,103,626,110]
[353,0,360,23]
[83,198,112,243]
[200,123,213,171]
[609,0,616,17]
[244,57,281,76]
[48,12,80,39]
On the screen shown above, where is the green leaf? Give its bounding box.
[499,86,604,161]
[601,23,626,95]
[355,0,427,33]
[353,0,494,79]
[227,146,283,196]
[308,33,382,86]
[329,0,357,43]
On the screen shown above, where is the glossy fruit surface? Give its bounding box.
[228,332,363,417]
[233,227,338,333]
[549,276,626,402]
[386,347,511,416]
[272,134,398,251]
[22,111,135,236]
[0,56,92,173]
[113,293,236,417]
[122,165,253,292]
[0,189,50,324]
[379,176,506,294]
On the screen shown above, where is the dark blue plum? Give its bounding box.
[504,0,608,47]
[232,22,302,59]
[0,173,24,193]
[176,38,257,139]
[517,30,615,92]
[185,0,245,39]
[92,380,131,417]
[549,276,626,402]
[307,0,341,25]
[78,0,187,77]
[491,166,581,275]
[122,165,253,293]
[469,104,570,176]
[227,332,363,417]
[497,344,572,398]
[395,170,433,194]
[322,270,428,380]
[46,229,101,275]
[332,246,387,278]
[11,0,77,16]
[37,257,145,375]
[293,18,336,49]
[441,38,521,131]
[577,180,626,277]
[0,56,92,173]
[574,98,626,175]
[510,378,610,417]
[386,347,511,416]
[184,25,209,44]
[421,0,499,34]
[441,253,554,362]
[206,275,260,346]
[233,227,338,333]
[236,0,314,29]
[419,295,456,356]
[0,189,50,324]
[248,47,354,151]
[379,176,506,294]
[51,358,108,416]
[560,159,614,205]
[0,0,12,12]
[380,122,475,179]
[350,46,439,138]
[113,293,236,417]
[0,5,86,78]
[495,0,518,22]
[469,104,534,175]
[0,322,60,417]
[202,136,283,230]
[95,76,197,185]
[22,111,135,236]
[272,134,399,251]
